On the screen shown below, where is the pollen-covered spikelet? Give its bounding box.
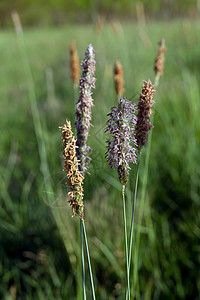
[70,41,80,86]
[154,39,166,85]
[136,80,155,152]
[114,58,125,98]
[59,121,84,219]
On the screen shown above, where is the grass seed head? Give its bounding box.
[70,41,80,86]
[154,39,167,81]
[59,121,84,219]
[136,80,155,152]
[105,98,137,186]
[75,44,96,174]
[114,58,125,98]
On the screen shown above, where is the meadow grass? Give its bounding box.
[0,19,200,299]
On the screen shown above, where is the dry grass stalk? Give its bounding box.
[94,14,105,32]
[136,3,151,49]
[154,39,167,82]
[11,10,22,36]
[138,28,152,49]
[114,58,125,97]
[59,121,84,219]
[136,3,146,26]
[70,41,80,86]
[110,20,123,35]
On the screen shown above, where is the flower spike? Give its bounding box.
[75,44,96,174]
[70,41,80,86]
[59,121,84,219]
[105,98,137,186]
[135,80,155,152]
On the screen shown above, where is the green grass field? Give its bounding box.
[0,19,200,299]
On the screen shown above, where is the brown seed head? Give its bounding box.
[114,58,125,97]
[70,42,80,86]
[136,80,155,151]
[59,121,84,219]
[154,39,167,79]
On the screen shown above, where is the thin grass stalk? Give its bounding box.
[73,85,79,111]
[122,187,130,300]
[80,220,87,300]
[154,39,166,87]
[133,118,153,297]
[12,12,52,197]
[45,68,56,107]
[125,161,140,300]
[82,220,96,300]
[154,73,160,88]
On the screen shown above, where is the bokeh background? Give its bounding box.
[0,1,200,299]
[0,0,199,27]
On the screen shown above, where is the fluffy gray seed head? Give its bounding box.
[105,98,137,186]
[75,44,96,174]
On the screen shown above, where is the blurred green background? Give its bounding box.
[0,0,199,27]
[0,1,200,299]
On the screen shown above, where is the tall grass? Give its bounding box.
[0,19,200,299]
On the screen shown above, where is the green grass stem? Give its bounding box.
[13,15,52,198]
[122,186,130,300]
[82,220,96,300]
[80,220,87,300]
[126,162,140,300]
[73,80,86,300]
